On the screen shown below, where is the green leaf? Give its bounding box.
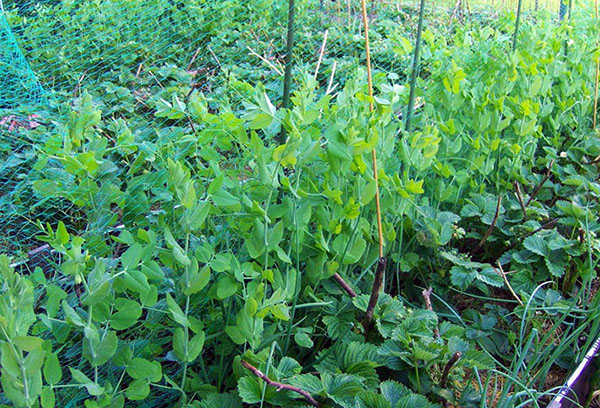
[126,379,150,401]
[396,394,435,408]
[62,300,85,327]
[40,386,55,408]
[110,299,142,330]
[523,235,547,257]
[185,266,211,295]
[173,327,186,362]
[93,331,118,366]
[199,393,242,408]
[13,336,43,352]
[43,353,62,386]
[127,358,162,382]
[323,373,364,406]
[69,368,104,396]
[294,332,314,348]
[57,222,70,246]
[287,374,324,394]
[380,381,411,408]
[449,266,475,289]
[278,357,302,378]
[166,294,189,327]
[164,227,190,266]
[122,269,151,294]
[121,244,142,270]
[217,275,239,299]
[237,376,262,404]
[187,332,205,363]
[476,267,504,287]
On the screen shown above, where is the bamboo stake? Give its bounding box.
[359,0,386,333]
[594,0,599,129]
[280,0,296,143]
[512,0,523,51]
[405,0,426,131]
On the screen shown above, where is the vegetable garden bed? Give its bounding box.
[1,0,600,407]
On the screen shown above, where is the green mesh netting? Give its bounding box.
[0,0,572,260]
[0,8,45,108]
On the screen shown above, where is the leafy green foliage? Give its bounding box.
[0,2,599,408]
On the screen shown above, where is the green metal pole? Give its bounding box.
[279,0,296,143]
[512,0,523,51]
[405,0,426,132]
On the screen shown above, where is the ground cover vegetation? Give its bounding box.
[1,0,600,407]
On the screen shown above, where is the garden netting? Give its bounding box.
[0,0,579,259]
[0,0,599,407]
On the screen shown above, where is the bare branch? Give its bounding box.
[470,195,502,257]
[333,273,357,298]
[240,360,320,407]
[422,287,440,337]
[495,262,523,306]
[525,160,554,207]
[440,352,462,388]
[514,181,527,220]
[362,257,387,332]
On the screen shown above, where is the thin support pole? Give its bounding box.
[359,0,387,333]
[280,0,296,143]
[359,0,383,257]
[405,0,426,132]
[512,0,523,51]
[594,0,599,129]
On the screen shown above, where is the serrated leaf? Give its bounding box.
[523,235,547,257]
[476,267,503,287]
[380,381,412,407]
[237,376,262,404]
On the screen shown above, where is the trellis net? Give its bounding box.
[0,0,595,260]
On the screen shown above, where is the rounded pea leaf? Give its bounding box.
[43,352,62,386]
[126,379,150,401]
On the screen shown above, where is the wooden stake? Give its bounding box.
[405,0,426,131]
[594,0,599,129]
[360,0,387,333]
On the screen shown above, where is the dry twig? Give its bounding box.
[240,360,320,407]
[514,181,527,220]
[470,195,502,256]
[525,160,554,207]
[495,262,523,306]
[422,287,440,337]
[333,273,357,297]
[440,352,462,388]
[247,46,284,76]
